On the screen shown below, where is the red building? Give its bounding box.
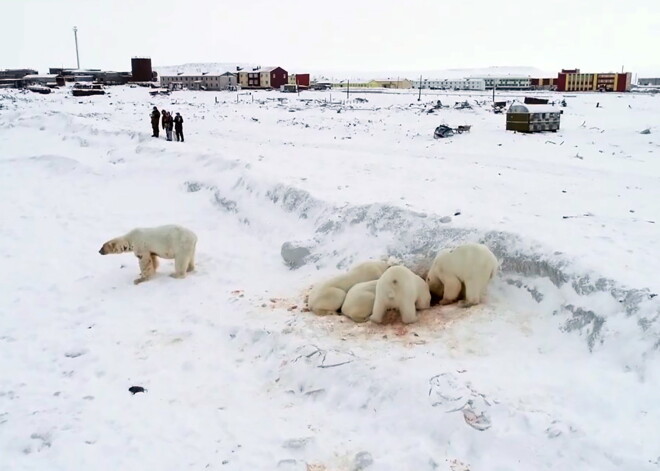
[293,73,310,89]
[237,66,288,89]
[556,68,631,92]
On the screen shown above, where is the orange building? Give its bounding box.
[556,69,631,92]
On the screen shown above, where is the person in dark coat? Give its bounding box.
[150,106,160,137]
[174,112,184,142]
[161,109,168,130]
[163,112,174,141]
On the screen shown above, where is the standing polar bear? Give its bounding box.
[307,260,390,316]
[341,280,378,323]
[99,224,197,285]
[426,243,498,306]
[370,266,431,324]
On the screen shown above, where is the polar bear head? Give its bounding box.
[99,237,132,255]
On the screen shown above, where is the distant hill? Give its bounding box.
[154,63,555,81]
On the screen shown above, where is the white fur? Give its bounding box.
[371,265,431,324]
[307,260,390,316]
[99,224,197,285]
[426,243,498,306]
[341,280,378,323]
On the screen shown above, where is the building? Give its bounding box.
[131,58,153,82]
[411,78,485,91]
[260,67,288,89]
[23,74,65,87]
[0,78,25,89]
[332,80,379,89]
[160,72,237,91]
[372,78,413,89]
[638,77,660,86]
[530,77,557,90]
[556,69,631,92]
[472,76,532,90]
[288,73,310,89]
[236,67,288,89]
[0,68,38,79]
[506,103,561,133]
[96,71,133,85]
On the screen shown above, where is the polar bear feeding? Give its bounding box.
[99,224,198,285]
[426,243,498,306]
[341,280,378,323]
[307,260,390,316]
[370,265,431,324]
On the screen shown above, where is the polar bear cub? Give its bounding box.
[307,260,390,316]
[99,224,197,285]
[341,280,378,323]
[426,243,498,306]
[370,266,431,324]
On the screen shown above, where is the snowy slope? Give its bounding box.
[0,86,659,471]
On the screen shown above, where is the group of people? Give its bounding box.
[150,107,184,142]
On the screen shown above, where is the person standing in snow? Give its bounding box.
[164,112,174,141]
[150,106,160,137]
[161,109,168,131]
[174,112,184,142]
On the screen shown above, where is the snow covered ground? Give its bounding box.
[0,86,659,471]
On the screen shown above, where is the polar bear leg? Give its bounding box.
[439,274,462,305]
[416,290,431,310]
[370,297,387,324]
[464,273,490,306]
[171,254,191,279]
[134,254,155,285]
[400,302,418,324]
[187,242,196,272]
[150,253,159,272]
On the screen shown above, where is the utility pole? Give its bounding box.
[417,74,422,101]
[73,26,80,69]
[346,79,350,101]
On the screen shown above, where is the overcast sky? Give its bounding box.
[3,0,659,77]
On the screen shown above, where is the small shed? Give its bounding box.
[506,103,560,132]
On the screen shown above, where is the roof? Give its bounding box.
[23,74,59,79]
[509,103,560,113]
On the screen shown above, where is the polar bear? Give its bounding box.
[307,260,390,316]
[370,265,431,324]
[341,280,378,323]
[99,224,197,285]
[426,243,498,306]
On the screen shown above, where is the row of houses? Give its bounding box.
[160,67,311,91]
[0,58,156,90]
[332,69,636,92]
[332,77,530,91]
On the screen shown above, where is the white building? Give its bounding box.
[411,78,485,91]
[160,72,237,91]
[471,76,532,90]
